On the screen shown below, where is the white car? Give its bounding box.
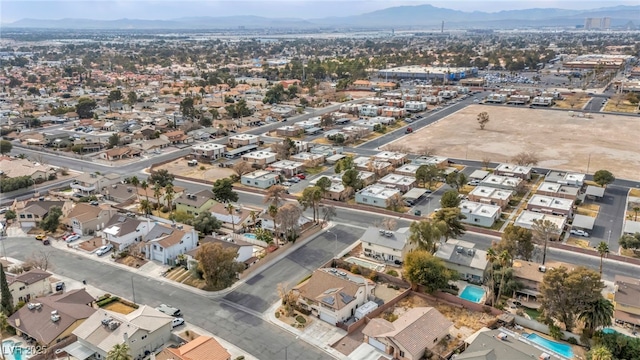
[65,234,81,243]
[172,317,185,328]
[570,229,590,237]
[96,243,113,256]
[281,182,293,187]
[467,180,480,186]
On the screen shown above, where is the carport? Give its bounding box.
[469,170,490,180]
[585,185,605,201]
[572,214,596,231]
[402,188,428,205]
[623,220,640,235]
[63,342,96,360]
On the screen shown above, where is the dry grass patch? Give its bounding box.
[580,203,600,212]
[103,301,136,314]
[554,95,590,109]
[312,137,332,145]
[621,248,640,259]
[629,188,640,198]
[567,238,591,249]
[576,208,598,217]
[604,101,639,114]
[395,294,490,331]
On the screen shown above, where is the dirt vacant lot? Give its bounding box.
[395,105,640,180]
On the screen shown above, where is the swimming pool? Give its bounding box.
[345,257,385,272]
[602,328,617,334]
[243,233,257,239]
[458,285,486,303]
[525,333,574,359]
[2,340,32,360]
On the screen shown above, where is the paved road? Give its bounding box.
[590,185,628,247]
[2,236,331,360]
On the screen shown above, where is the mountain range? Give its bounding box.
[4,4,639,30]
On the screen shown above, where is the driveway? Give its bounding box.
[589,185,627,247]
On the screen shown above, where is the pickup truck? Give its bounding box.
[155,304,181,317]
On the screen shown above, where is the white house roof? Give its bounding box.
[361,226,410,251]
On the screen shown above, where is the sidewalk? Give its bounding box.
[265,301,349,360]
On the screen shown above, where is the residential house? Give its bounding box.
[100,147,142,161]
[129,138,171,153]
[290,152,325,168]
[536,182,579,200]
[6,269,52,302]
[494,163,532,180]
[459,201,502,228]
[186,236,255,267]
[380,106,406,118]
[485,93,507,103]
[69,306,173,360]
[374,151,408,167]
[276,125,303,137]
[377,174,416,193]
[293,268,375,325]
[102,215,153,251]
[210,203,261,233]
[458,328,564,360]
[67,203,118,236]
[526,195,574,217]
[191,142,226,160]
[359,104,380,117]
[144,223,198,265]
[228,134,260,149]
[17,200,72,229]
[137,185,185,207]
[310,145,343,157]
[613,275,640,330]
[160,130,192,144]
[545,171,585,188]
[104,184,137,204]
[512,260,575,305]
[43,132,71,147]
[9,289,96,347]
[156,336,231,360]
[412,156,449,169]
[479,175,522,191]
[241,170,279,189]
[241,150,277,167]
[175,189,217,217]
[268,160,304,178]
[467,187,513,209]
[513,211,566,237]
[394,164,419,177]
[353,157,393,176]
[70,172,121,195]
[361,226,415,264]
[0,158,50,181]
[434,240,488,283]
[363,307,453,360]
[355,185,402,209]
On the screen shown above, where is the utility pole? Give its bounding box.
[131,276,136,304]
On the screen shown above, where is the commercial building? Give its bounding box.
[377,66,478,81]
[191,142,226,160]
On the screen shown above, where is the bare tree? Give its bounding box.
[419,146,437,157]
[321,205,337,227]
[276,282,299,317]
[374,218,398,231]
[24,250,53,271]
[383,144,410,153]
[510,151,539,166]
[481,156,492,170]
[477,111,490,130]
[232,161,253,177]
[532,219,559,265]
[276,203,303,242]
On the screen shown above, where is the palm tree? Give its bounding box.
[164,183,175,216]
[596,241,609,276]
[485,248,497,305]
[496,250,511,305]
[227,203,236,233]
[588,346,613,360]
[140,180,149,203]
[633,206,640,221]
[268,204,279,247]
[264,184,286,207]
[579,297,613,336]
[153,184,163,213]
[249,210,257,230]
[129,176,140,202]
[106,343,132,360]
[138,200,152,216]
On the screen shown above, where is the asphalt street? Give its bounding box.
[589,185,628,246]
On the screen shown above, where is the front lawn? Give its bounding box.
[524,307,541,320]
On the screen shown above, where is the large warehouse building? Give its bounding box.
[378,66,478,81]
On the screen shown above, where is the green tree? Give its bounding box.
[539,266,604,332]
[587,346,613,360]
[0,140,12,155]
[315,176,332,194]
[532,219,559,265]
[108,133,120,148]
[341,168,363,191]
[485,248,498,305]
[593,170,615,187]
[180,97,196,119]
[495,250,512,304]
[192,212,222,235]
[334,156,355,173]
[433,207,466,240]
[619,233,640,253]
[445,171,468,191]
[298,186,323,223]
[106,343,132,360]
[3,210,16,222]
[164,183,175,215]
[138,199,153,216]
[254,228,273,244]
[107,89,123,111]
[440,189,461,208]
[579,297,613,337]
[403,250,457,293]
[0,266,13,316]
[149,169,175,188]
[591,332,640,360]
[495,225,534,261]
[196,243,245,290]
[596,241,609,276]
[0,313,9,360]
[409,220,441,253]
[40,206,62,233]
[126,91,137,107]
[211,178,238,203]
[416,164,441,190]
[263,83,285,104]
[75,97,97,119]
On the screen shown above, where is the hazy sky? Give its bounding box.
[2,0,637,22]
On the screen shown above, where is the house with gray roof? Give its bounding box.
[434,239,488,283]
[363,307,453,360]
[458,328,564,360]
[17,200,72,230]
[102,215,153,251]
[361,226,415,264]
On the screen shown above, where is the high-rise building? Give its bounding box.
[585,17,611,30]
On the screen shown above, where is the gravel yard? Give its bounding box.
[395,105,640,180]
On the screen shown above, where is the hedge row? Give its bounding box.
[97,296,120,307]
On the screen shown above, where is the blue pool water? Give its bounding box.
[526,333,574,358]
[458,285,486,303]
[2,340,30,360]
[602,328,617,334]
[243,233,257,239]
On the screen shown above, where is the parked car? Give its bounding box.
[570,229,590,237]
[172,317,185,328]
[156,304,181,317]
[62,233,78,241]
[65,234,81,243]
[281,181,293,187]
[467,180,480,186]
[35,234,47,241]
[55,282,65,292]
[96,243,114,256]
[42,239,50,246]
[0,207,8,214]
[295,174,306,180]
[288,177,300,183]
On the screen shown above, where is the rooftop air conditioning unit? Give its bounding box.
[456,246,464,253]
[51,314,60,322]
[108,321,121,330]
[27,303,36,310]
[102,317,113,326]
[538,265,547,273]
[176,225,183,230]
[497,333,508,341]
[467,249,475,256]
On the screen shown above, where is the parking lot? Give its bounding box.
[395,105,640,181]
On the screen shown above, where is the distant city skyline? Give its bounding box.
[2,0,638,23]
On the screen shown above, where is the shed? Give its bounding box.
[624,220,640,235]
[585,185,605,199]
[355,301,379,320]
[572,214,596,230]
[469,170,490,180]
[326,154,346,164]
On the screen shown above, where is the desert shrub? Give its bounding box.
[295,315,306,324]
[96,293,111,302]
[567,337,578,345]
[386,269,399,277]
[350,265,361,274]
